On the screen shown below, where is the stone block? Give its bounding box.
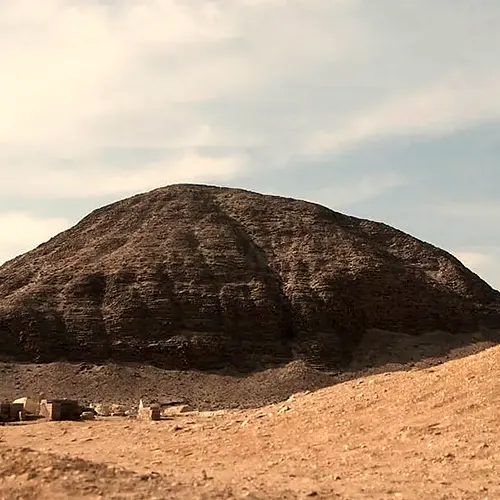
[137,405,161,421]
[0,403,25,422]
[12,397,40,416]
[161,404,192,416]
[40,399,82,421]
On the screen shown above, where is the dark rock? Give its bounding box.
[0,184,499,371]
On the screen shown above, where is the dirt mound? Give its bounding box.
[0,184,499,371]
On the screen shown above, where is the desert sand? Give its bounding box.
[2,344,500,499]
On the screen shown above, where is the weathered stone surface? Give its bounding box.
[39,399,81,421]
[0,403,24,422]
[12,396,40,416]
[0,184,499,371]
[92,403,112,417]
[137,406,161,421]
[90,402,126,417]
[161,404,192,417]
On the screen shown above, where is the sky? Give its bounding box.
[1,0,500,289]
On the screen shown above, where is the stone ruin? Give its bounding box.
[39,399,82,421]
[12,396,40,416]
[90,403,128,417]
[1,395,84,422]
[2,394,190,423]
[137,399,161,421]
[0,402,25,422]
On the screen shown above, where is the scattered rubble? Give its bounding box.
[277,405,291,415]
[91,403,112,417]
[91,403,128,417]
[110,404,127,417]
[3,393,216,424]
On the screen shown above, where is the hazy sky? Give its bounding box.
[2,0,500,289]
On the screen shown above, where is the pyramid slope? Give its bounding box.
[0,184,499,370]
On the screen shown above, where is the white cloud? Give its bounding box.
[303,172,406,210]
[1,0,500,270]
[0,213,70,264]
[0,0,245,154]
[0,0,361,156]
[435,201,500,221]
[454,252,492,271]
[305,74,500,155]
[1,152,248,199]
[2,0,499,180]
[452,249,500,290]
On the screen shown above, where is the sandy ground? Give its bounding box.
[2,345,500,499]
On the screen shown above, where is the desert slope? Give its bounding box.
[2,345,500,499]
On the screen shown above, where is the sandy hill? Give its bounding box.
[0,184,499,371]
[2,345,500,499]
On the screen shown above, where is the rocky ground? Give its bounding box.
[2,344,500,499]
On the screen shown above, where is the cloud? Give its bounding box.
[435,201,500,221]
[452,249,500,290]
[1,0,500,273]
[0,0,244,154]
[0,213,70,264]
[0,0,361,155]
[454,251,492,271]
[305,74,500,155]
[1,152,248,199]
[302,172,406,210]
[2,0,500,185]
